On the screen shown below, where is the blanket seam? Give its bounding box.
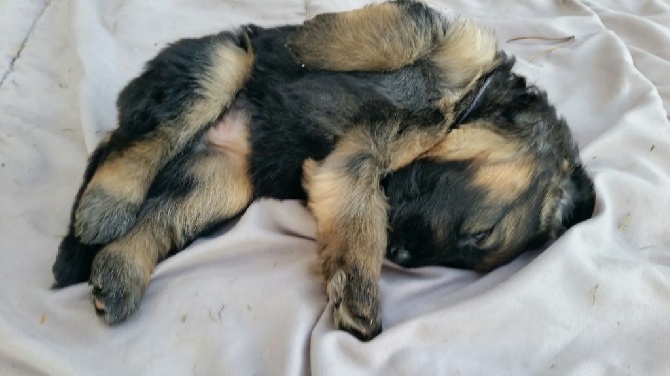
[0,0,53,91]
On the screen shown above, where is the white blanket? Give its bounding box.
[1,0,669,374]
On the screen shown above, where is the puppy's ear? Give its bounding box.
[561,165,596,229]
[543,162,595,237]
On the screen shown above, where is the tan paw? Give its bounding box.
[88,246,150,324]
[75,186,139,244]
[327,268,382,341]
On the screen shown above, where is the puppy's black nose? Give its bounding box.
[387,246,411,265]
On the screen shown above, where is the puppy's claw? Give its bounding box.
[93,297,105,311]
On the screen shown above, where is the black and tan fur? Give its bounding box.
[52,0,594,340]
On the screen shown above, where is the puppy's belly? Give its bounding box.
[206,109,250,158]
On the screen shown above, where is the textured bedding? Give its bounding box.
[1,0,669,374]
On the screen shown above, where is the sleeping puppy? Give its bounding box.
[51,0,594,340]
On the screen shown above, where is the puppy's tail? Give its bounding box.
[287,0,499,89]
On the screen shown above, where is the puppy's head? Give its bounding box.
[383,56,595,271]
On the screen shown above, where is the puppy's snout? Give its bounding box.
[387,246,411,265]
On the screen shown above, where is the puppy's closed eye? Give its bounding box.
[458,227,494,248]
[470,228,493,246]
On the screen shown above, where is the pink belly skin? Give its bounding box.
[206,109,250,159]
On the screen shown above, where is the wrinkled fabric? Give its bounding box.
[0,0,669,375]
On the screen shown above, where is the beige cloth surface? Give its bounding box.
[1,0,669,374]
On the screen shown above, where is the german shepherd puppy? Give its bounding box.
[52,0,595,340]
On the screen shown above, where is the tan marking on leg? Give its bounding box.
[89,40,254,201]
[288,2,498,93]
[174,149,253,246]
[140,149,253,262]
[85,136,169,207]
[332,114,452,177]
[289,3,428,72]
[306,135,387,338]
[77,41,254,242]
[306,130,389,265]
[305,120,454,338]
[302,129,389,332]
[183,42,255,135]
[75,133,176,243]
[387,125,452,170]
[302,107,460,336]
[90,146,254,324]
[133,40,255,178]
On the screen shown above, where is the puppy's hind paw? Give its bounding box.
[89,248,149,324]
[75,187,139,245]
[52,233,102,288]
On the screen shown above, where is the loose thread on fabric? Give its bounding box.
[506,35,576,63]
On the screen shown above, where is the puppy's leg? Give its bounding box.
[304,111,448,340]
[74,33,254,245]
[304,132,388,341]
[88,143,253,324]
[52,137,111,288]
[287,0,498,92]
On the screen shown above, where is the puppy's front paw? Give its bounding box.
[327,268,382,341]
[89,247,149,324]
[75,186,139,245]
[286,13,338,68]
